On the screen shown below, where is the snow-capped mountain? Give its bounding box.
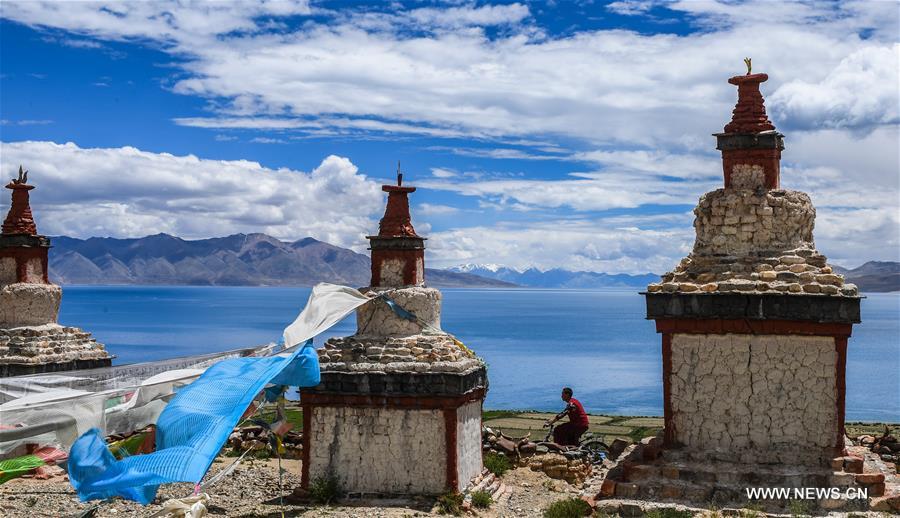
[448,264,659,289]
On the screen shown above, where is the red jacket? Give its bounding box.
[565,398,590,428]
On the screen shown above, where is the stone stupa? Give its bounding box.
[0,166,111,376]
[298,168,488,496]
[595,65,881,512]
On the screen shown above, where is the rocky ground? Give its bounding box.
[0,458,594,518]
[0,413,896,517]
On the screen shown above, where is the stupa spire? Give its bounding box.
[716,60,784,190]
[367,164,426,287]
[2,166,38,235]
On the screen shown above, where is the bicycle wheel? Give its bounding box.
[580,439,609,465]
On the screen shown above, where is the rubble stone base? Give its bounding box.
[597,441,896,514]
[0,323,112,377]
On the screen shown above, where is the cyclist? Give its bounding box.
[544,387,590,446]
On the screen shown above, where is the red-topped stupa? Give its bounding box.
[300,164,487,497]
[715,58,784,190]
[602,65,876,514]
[367,164,426,287]
[0,166,111,376]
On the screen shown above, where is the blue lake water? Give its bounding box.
[59,286,899,421]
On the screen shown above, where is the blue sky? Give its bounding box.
[1,1,898,273]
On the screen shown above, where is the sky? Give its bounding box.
[0,0,898,274]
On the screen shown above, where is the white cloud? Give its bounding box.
[430,167,457,178]
[406,3,530,29]
[418,203,460,216]
[428,218,693,274]
[815,208,900,269]
[0,141,382,249]
[0,1,312,48]
[1,1,897,272]
[606,1,656,17]
[769,45,900,130]
[249,136,286,144]
[6,0,895,147]
[419,171,713,212]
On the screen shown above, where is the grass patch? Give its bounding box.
[543,497,592,518]
[243,406,304,431]
[436,491,464,515]
[787,499,810,517]
[626,426,660,443]
[483,452,512,477]
[470,490,493,509]
[308,473,342,504]
[645,509,694,518]
[483,409,524,420]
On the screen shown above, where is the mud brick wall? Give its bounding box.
[669,333,838,465]
[307,406,448,494]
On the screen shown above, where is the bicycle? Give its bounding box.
[540,422,610,465]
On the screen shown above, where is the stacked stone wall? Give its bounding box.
[648,187,857,297]
[0,323,111,375]
[669,333,837,465]
[693,188,814,256]
[307,406,448,494]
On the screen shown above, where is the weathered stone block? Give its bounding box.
[0,283,61,327]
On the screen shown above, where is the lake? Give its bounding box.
[58,286,899,421]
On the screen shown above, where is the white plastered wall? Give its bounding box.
[455,400,483,491]
[670,333,837,465]
[307,406,448,494]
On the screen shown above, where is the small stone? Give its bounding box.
[789,263,807,273]
[821,285,839,295]
[700,283,718,292]
[759,270,777,281]
[788,283,802,293]
[647,283,662,293]
[678,283,698,292]
[856,473,885,484]
[843,456,864,473]
[816,273,843,285]
[779,255,805,265]
[840,283,858,296]
[802,283,821,293]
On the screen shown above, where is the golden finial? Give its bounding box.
[744,57,752,75]
[12,165,28,185]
